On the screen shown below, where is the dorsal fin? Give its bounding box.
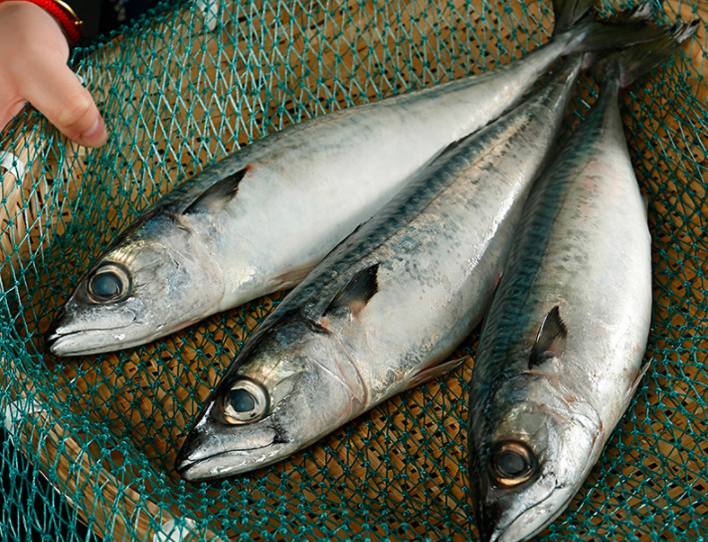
[530,306,568,368]
[183,166,249,215]
[324,263,379,317]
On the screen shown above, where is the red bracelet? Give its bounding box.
[0,0,83,45]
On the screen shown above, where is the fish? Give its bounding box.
[175,52,588,481]
[466,22,697,542]
[44,0,667,356]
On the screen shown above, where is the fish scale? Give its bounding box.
[175,56,584,481]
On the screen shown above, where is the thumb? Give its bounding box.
[21,57,108,147]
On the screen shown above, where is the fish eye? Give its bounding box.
[221,379,269,424]
[489,440,537,487]
[87,264,131,304]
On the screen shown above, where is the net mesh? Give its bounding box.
[0,0,706,540]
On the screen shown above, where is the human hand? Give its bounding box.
[0,1,108,147]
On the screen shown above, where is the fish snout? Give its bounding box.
[175,412,296,481]
[174,429,206,474]
[474,494,506,542]
[43,306,138,356]
[469,465,515,542]
[44,308,70,355]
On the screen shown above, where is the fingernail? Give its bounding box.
[80,117,108,147]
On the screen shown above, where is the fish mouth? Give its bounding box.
[45,313,138,356]
[176,440,290,482]
[480,482,566,542]
[175,414,295,482]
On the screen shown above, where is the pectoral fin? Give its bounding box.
[271,262,317,290]
[530,306,568,368]
[183,166,249,214]
[625,357,652,404]
[324,263,379,317]
[406,357,466,389]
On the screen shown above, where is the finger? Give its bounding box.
[19,58,108,147]
[0,99,26,134]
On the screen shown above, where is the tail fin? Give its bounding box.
[559,2,671,56]
[553,0,594,35]
[590,21,699,88]
[625,2,655,24]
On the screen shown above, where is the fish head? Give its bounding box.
[46,212,225,356]
[469,372,603,542]
[176,315,361,481]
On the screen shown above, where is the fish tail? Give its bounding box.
[559,2,671,56]
[590,20,698,88]
[553,0,594,36]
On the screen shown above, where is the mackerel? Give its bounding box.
[467,24,697,542]
[175,56,584,481]
[46,1,666,356]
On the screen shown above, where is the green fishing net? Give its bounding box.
[0,0,706,540]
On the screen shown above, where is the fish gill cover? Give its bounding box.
[0,0,706,541]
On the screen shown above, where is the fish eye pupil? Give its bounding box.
[87,266,129,303]
[498,450,527,476]
[490,441,536,486]
[229,389,255,413]
[93,272,121,297]
[221,379,269,424]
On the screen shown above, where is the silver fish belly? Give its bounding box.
[175,58,583,481]
[467,69,654,542]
